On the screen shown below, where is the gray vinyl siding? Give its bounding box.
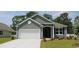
[17,20,41,39]
[18,20,41,29]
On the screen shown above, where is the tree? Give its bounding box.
[11,15,25,30]
[54,17,63,24]
[54,13,73,34]
[43,14,53,20]
[11,11,38,30]
[74,16,79,35]
[26,11,37,18]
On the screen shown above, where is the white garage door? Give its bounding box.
[19,29,40,39]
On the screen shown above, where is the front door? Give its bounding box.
[43,27,51,38]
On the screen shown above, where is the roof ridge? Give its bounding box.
[16,14,38,27]
[33,14,53,22]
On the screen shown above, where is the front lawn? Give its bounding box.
[0,37,14,44]
[41,40,79,48]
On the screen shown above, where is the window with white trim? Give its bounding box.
[0,31,3,35]
[60,28,63,34]
[55,29,59,34]
[55,28,63,34]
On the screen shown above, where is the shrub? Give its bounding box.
[11,36,15,40]
[51,38,54,41]
[43,38,47,42]
[57,38,60,40]
[56,37,64,40]
[72,36,78,40]
[66,36,74,40]
[74,37,77,40]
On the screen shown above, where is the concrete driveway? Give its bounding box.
[0,39,41,48]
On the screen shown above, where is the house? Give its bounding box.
[16,14,67,39]
[0,23,14,37]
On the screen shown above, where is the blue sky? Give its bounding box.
[0,11,79,26]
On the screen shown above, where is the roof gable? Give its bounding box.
[18,19,43,29]
[16,18,43,28]
[16,14,53,27]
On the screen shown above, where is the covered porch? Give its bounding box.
[41,23,67,39]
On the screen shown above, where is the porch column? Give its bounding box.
[64,27,67,37]
[40,27,43,39]
[52,26,54,38]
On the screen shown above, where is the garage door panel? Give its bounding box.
[19,29,40,39]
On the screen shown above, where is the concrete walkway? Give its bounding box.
[0,39,41,48]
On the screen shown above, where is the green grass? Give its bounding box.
[0,37,14,44]
[41,40,79,48]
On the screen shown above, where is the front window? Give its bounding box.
[55,29,59,34]
[0,31,3,35]
[60,28,63,34]
[55,28,63,34]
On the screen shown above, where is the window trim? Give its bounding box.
[0,31,3,35]
[55,28,63,35]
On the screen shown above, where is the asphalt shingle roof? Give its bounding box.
[0,23,14,32]
[17,14,67,28]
